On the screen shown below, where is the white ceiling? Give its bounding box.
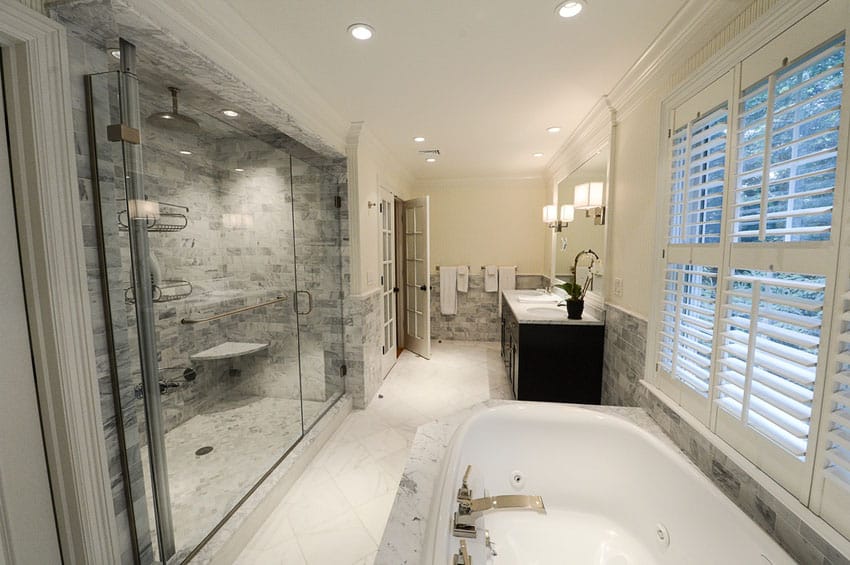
[220,0,689,179]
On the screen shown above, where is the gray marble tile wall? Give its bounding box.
[344,289,383,408]
[430,273,547,341]
[602,303,849,565]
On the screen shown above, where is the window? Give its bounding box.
[669,105,727,245]
[657,74,730,420]
[652,0,850,534]
[659,264,718,397]
[716,270,824,458]
[733,36,844,243]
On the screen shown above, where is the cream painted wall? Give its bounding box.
[410,177,547,274]
[347,123,413,294]
[606,95,662,318]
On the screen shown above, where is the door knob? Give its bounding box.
[393,287,400,293]
[419,285,427,291]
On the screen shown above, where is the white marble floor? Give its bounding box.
[234,340,513,564]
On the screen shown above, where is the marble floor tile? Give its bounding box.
[141,393,329,557]
[236,340,513,564]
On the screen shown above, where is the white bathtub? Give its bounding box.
[424,403,794,565]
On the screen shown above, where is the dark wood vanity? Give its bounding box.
[500,291,604,404]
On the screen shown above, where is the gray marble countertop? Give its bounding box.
[375,400,669,564]
[503,289,604,326]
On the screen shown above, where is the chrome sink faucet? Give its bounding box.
[452,465,546,538]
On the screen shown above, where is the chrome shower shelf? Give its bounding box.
[118,210,189,232]
[125,280,193,304]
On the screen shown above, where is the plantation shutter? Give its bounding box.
[715,271,824,460]
[733,37,844,243]
[657,73,731,420]
[715,13,847,499]
[811,280,850,539]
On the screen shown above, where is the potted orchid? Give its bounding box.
[557,277,591,319]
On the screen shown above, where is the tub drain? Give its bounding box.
[195,446,214,456]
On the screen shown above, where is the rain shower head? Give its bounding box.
[146,87,200,132]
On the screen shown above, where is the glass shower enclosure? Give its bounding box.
[84,39,346,564]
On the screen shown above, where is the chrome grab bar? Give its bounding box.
[180,295,286,324]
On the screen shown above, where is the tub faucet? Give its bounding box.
[452,539,471,565]
[452,465,546,538]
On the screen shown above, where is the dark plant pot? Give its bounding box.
[566,299,584,320]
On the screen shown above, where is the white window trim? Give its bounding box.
[646,0,850,549]
[0,3,121,563]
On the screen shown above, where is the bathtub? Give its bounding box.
[423,403,794,565]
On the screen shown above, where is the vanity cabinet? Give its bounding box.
[501,295,604,404]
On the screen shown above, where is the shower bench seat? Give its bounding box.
[190,341,269,361]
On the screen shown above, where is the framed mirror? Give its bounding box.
[550,142,610,305]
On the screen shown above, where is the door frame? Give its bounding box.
[0,3,121,563]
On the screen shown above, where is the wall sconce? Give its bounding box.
[573,182,606,225]
[543,204,574,232]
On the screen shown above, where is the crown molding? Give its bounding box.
[662,0,827,111]
[545,0,826,190]
[414,175,544,188]
[544,96,614,187]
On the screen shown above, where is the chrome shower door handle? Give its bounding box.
[295,290,313,315]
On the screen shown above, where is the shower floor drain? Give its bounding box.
[195,446,214,456]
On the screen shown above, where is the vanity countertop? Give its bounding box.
[502,289,604,326]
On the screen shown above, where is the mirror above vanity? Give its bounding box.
[548,142,610,306]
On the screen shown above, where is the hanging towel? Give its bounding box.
[484,265,498,292]
[440,266,458,315]
[457,265,469,293]
[497,266,517,316]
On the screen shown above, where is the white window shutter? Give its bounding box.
[732,38,844,243]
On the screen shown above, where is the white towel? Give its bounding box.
[457,265,469,293]
[484,265,498,292]
[440,266,458,315]
[497,266,516,315]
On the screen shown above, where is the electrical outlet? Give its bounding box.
[614,277,624,297]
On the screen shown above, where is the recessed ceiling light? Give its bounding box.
[555,1,584,18]
[222,110,239,118]
[234,168,245,172]
[179,150,192,155]
[414,136,426,143]
[425,157,437,163]
[547,126,561,134]
[533,152,545,158]
[348,23,374,41]
[109,48,121,59]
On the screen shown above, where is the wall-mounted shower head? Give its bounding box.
[146,87,200,132]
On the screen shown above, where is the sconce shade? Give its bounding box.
[573,183,590,209]
[560,204,575,223]
[543,205,558,224]
[589,182,604,207]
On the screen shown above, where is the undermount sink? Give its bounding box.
[526,306,568,317]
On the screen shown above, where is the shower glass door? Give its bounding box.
[85,40,346,564]
[290,156,346,432]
